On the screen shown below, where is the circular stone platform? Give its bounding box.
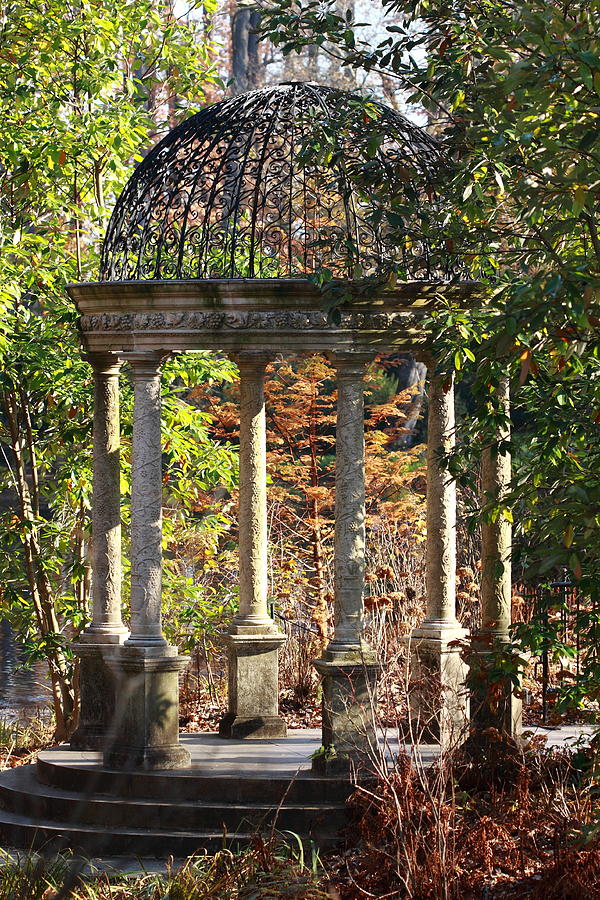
[0,730,397,857]
[0,726,588,859]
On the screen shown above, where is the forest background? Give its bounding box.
[0,0,599,744]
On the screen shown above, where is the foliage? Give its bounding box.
[0,0,231,738]
[259,0,600,712]
[0,301,94,735]
[0,715,54,769]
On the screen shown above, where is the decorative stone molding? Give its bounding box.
[79,308,423,334]
[71,278,481,356]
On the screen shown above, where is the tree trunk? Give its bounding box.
[231,6,262,94]
[2,387,77,741]
[386,354,428,449]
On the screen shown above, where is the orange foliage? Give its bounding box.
[186,353,430,697]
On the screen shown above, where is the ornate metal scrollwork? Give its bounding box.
[100,83,451,283]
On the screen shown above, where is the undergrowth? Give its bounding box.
[328,731,600,899]
[0,715,54,770]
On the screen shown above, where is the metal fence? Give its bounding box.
[516,574,582,724]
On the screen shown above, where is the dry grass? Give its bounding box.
[326,731,600,899]
[2,736,598,900]
[0,840,328,900]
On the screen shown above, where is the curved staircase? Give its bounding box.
[0,731,353,858]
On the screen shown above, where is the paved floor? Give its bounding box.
[39,723,595,780]
[41,729,392,777]
[524,722,596,746]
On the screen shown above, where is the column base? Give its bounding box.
[219,713,287,740]
[468,638,523,739]
[219,630,287,740]
[102,645,191,771]
[78,625,129,644]
[312,648,380,772]
[403,623,469,748]
[105,743,191,771]
[311,748,359,776]
[71,642,125,751]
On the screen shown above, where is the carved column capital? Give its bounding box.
[85,351,122,377]
[329,351,374,380]
[123,350,170,380]
[229,351,274,375]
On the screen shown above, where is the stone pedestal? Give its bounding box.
[219,632,287,739]
[406,625,469,745]
[313,651,380,773]
[71,644,120,751]
[469,646,523,737]
[103,647,191,770]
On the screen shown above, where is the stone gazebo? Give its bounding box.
[67,82,506,772]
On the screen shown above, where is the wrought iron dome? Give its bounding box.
[100,82,448,282]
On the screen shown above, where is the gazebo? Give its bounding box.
[65,82,515,774]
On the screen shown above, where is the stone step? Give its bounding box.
[0,807,256,858]
[0,766,347,836]
[0,733,366,858]
[37,751,357,805]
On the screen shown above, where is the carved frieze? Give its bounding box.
[80,308,422,335]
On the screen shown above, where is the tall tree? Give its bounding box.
[231,4,263,93]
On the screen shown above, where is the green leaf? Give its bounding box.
[564,523,574,548]
[578,130,600,152]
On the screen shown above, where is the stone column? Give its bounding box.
[407,367,468,745]
[313,352,379,773]
[219,353,287,739]
[104,351,190,770]
[71,353,128,750]
[126,352,170,649]
[471,375,522,737]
